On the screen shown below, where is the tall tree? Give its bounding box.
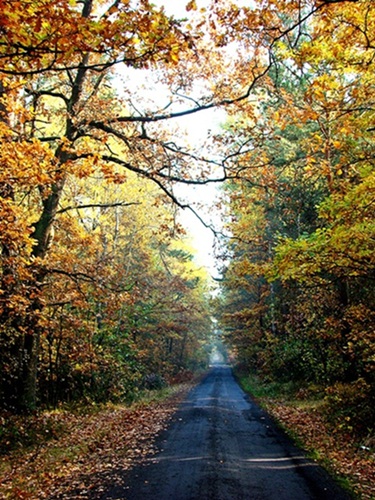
[217,0,375,390]
[1,0,367,411]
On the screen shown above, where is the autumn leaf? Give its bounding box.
[186,0,197,12]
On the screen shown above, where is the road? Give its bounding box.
[106,365,352,500]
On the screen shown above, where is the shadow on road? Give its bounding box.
[51,366,353,500]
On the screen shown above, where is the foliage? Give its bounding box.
[217,0,375,441]
[324,379,375,438]
[33,173,212,407]
[0,0,373,448]
[0,0,219,412]
[1,2,373,497]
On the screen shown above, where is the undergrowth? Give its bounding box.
[0,382,189,456]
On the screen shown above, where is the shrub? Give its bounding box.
[324,378,375,438]
[141,373,166,391]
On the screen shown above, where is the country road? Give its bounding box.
[106,365,352,500]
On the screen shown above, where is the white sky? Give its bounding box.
[115,75,225,275]
[150,0,226,276]
[152,0,212,18]
[115,0,228,276]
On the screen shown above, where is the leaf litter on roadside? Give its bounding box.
[0,385,191,499]
[266,401,375,500]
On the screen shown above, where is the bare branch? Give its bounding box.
[90,64,272,127]
[56,201,141,215]
[101,154,228,185]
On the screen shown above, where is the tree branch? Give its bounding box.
[56,201,140,214]
[90,64,272,127]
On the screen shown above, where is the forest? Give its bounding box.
[0,0,374,468]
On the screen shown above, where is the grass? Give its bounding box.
[239,372,297,399]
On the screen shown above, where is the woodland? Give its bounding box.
[0,0,374,485]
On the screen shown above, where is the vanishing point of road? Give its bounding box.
[106,365,352,500]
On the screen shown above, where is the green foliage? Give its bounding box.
[236,369,299,400]
[323,380,375,438]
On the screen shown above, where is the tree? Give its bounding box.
[0,0,207,411]
[1,0,368,411]
[217,0,375,396]
[34,172,211,405]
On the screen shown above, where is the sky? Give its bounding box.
[116,67,225,275]
[152,0,212,18]
[149,1,227,276]
[116,0,228,276]
[161,0,225,277]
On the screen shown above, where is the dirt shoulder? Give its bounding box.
[0,384,192,499]
[239,383,375,500]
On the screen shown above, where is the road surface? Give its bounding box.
[106,365,352,500]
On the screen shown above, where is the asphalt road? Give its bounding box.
[107,365,352,500]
